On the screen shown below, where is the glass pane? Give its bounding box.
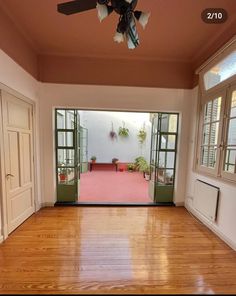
[157,168,165,183]
[204,50,236,90]
[157,169,174,185]
[152,134,157,150]
[151,150,156,165]
[208,146,217,168]
[201,146,208,166]
[150,165,155,181]
[161,135,176,150]
[58,168,75,185]
[224,148,236,173]
[203,124,210,145]
[210,122,219,145]
[57,149,75,166]
[230,91,236,118]
[169,115,178,132]
[160,114,169,132]
[227,118,236,145]
[204,101,212,123]
[58,131,74,147]
[66,110,75,129]
[166,152,175,168]
[160,135,167,150]
[153,116,158,133]
[57,110,65,129]
[212,97,222,121]
[158,152,166,168]
[165,169,174,185]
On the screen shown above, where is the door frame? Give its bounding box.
[53,107,181,205]
[55,109,81,202]
[0,84,38,241]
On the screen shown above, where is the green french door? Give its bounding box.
[80,126,89,173]
[149,113,179,203]
[55,109,80,202]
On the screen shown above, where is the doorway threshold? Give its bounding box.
[54,201,175,207]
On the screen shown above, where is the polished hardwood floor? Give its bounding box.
[0,206,236,294]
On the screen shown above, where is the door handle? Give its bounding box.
[6,173,14,178]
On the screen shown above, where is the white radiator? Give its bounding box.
[193,180,219,222]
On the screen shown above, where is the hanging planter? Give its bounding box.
[109,122,117,140]
[138,128,147,144]
[118,121,129,138]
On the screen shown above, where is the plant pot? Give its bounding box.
[59,174,66,181]
[145,174,150,181]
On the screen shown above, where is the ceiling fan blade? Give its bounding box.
[57,0,97,15]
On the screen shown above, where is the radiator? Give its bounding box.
[193,180,219,222]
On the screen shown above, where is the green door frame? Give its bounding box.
[55,109,80,202]
[149,112,179,203]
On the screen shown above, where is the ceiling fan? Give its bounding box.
[57,0,151,49]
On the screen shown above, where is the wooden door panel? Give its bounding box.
[7,131,20,191]
[20,133,32,186]
[2,91,35,234]
[9,188,34,233]
[6,98,31,130]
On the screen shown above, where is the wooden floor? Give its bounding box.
[0,207,236,294]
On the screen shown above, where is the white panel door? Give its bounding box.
[2,91,35,234]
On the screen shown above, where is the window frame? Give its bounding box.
[197,88,226,176]
[196,38,236,183]
[199,39,236,95]
[220,82,236,182]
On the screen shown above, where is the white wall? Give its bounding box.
[39,83,192,206]
[0,50,41,240]
[79,111,151,163]
[185,87,236,250]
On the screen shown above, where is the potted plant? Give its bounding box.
[59,167,67,182]
[112,158,119,164]
[136,157,150,179]
[137,128,147,144]
[144,166,151,181]
[135,156,147,171]
[127,163,135,172]
[109,122,117,140]
[91,156,96,163]
[118,121,129,138]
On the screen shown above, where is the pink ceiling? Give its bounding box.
[1,0,236,64]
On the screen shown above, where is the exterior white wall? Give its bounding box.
[0,50,41,240]
[79,110,151,163]
[39,83,192,206]
[185,87,236,250]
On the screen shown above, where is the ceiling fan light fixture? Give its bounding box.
[96,3,113,22]
[134,10,151,29]
[113,31,125,43]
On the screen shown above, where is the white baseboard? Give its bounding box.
[185,202,236,251]
[175,202,185,207]
[41,202,55,208]
[0,235,4,244]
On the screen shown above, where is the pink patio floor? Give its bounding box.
[79,171,150,203]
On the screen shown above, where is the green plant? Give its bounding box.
[135,156,146,170]
[127,163,135,172]
[144,165,150,175]
[138,128,147,144]
[91,156,96,161]
[118,122,129,137]
[59,167,67,175]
